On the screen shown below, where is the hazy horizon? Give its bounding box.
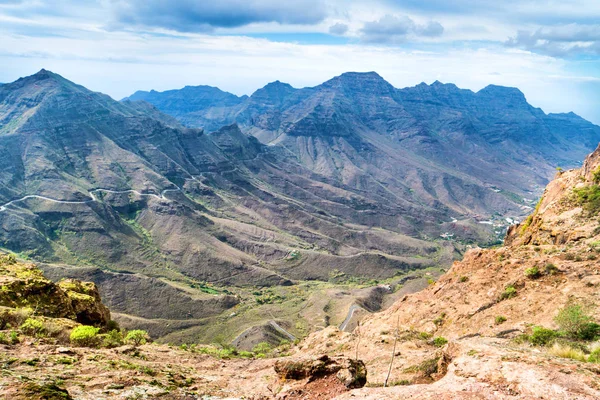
[1,0,599,124]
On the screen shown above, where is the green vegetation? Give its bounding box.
[23,381,72,400]
[495,316,507,325]
[524,266,541,279]
[252,342,272,357]
[528,326,558,346]
[432,337,448,347]
[70,326,100,347]
[500,285,517,300]
[0,330,19,345]
[252,289,285,305]
[545,263,559,275]
[102,330,124,348]
[573,184,600,214]
[433,313,446,327]
[459,276,469,283]
[520,215,533,234]
[554,302,600,341]
[125,329,149,346]
[20,318,45,337]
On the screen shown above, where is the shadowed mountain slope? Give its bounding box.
[126,72,600,214]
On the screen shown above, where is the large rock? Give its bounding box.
[0,254,110,327]
[274,355,367,389]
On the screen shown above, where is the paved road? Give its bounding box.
[339,304,363,332]
[0,187,180,213]
[269,320,296,342]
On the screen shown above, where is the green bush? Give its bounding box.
[252,342,272,355]
[573,185,600,214]
[524,266,541,279]
[555,303,600,340]
[70,326,100,347]
[459,276,468,283]
[588,348,600,363]
[500,285,517,300]
[528,326,558,346]
[545,263,559,275]
[495,316,507,325]
[102,330,124,348]
[106,320,120,332]
[0,331,17,345]
[20,318,45,336]
[432,337,448,347]
[125,330,149,346]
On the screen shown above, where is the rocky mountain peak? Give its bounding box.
[249,80,296,105]
[322,71,395,95]
[477,84,528,105]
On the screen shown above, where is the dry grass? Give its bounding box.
[548,343,587,362]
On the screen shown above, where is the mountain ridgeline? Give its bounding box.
[126,72,600,199]
[0,69,599,343]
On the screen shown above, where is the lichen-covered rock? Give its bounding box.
[0,254,109,327]
[0,256,76,320]
[58,279,110,326]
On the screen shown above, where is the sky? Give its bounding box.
[0,0,599,124]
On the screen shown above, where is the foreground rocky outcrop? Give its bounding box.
[0,254,110,327]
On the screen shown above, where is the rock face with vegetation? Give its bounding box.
[0,254,109,326]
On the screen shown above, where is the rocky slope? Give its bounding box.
[290,143,600,398]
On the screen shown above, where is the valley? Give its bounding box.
[1,69,599,347]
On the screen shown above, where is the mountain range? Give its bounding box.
[126,71,600,202]
[1,69,599,342]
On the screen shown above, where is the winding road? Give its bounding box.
[339,304,363,332]
[0,187,181,213]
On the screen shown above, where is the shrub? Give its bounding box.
[573,185,600,214]
[125,330,149,346]
[70,326,100,347]
[528,326,558,346]
[545,263,559,275]
[418,332,432,340]
[548,343,587,362]
[495,316,507,325]
[555,302,600,340]
[20,318,45,336]
[500,286,517,300]
[102,330,124,348]
[432,337,448,347]
[524,266,541,279]
[418,357,440,376]
[252,342,271,355]
[588,348,600,363]
[239,350,254,358]
[106,320,120,332]
[459,276,468,283]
